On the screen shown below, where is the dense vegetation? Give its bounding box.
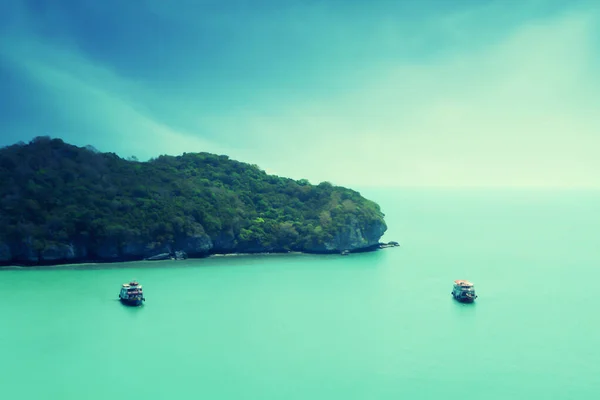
[0,137,386,264]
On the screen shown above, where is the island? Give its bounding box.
[0,137,394,266]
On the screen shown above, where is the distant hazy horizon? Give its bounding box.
[1,0,599,188]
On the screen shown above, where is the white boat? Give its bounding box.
[119,281,145,306]
[452,280,477,303]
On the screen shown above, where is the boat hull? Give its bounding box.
[452,293,476,303]
[119,297,144,306]
[454,296,475,303]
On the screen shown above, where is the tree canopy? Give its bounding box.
[0,137,386,263]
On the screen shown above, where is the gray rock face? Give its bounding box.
[40,244,76,261]
[0,215,387,265]
[95,240,120,260]
[174,234,213,255]
[146,243,172,258]
[334,217,386,250]
[211,229,236,252]
[9,238,40,263]
[14,246,39,263]
[70,238,89,259]
[120,241,147,257]
[0,242,11,262]
[379,241,399,248]
[304,217,387,253]
[121,240,172,259]
[145,252,172,261]
[174,250,187,260]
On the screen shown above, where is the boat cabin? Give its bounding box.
[121,281,142,296]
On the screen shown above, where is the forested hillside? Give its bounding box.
[0,137,387,265]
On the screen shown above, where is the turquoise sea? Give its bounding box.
[1,189,599,399]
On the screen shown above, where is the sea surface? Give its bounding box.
[1,189,599,399]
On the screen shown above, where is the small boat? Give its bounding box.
[452,280,477,303]
[119,281,145,306]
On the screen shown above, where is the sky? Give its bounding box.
[1,0,599,188]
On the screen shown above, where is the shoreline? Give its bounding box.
[0,252,307,270]
[0,251,305,270]
[0,244,399,270]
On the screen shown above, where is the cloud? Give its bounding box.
[0,1,598,188]
[210,8,600,188]
[0,34,226,159]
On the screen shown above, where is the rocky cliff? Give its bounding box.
[0,219,387,265]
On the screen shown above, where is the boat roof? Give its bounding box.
[122,282,142,288]
[454,279,474,286]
